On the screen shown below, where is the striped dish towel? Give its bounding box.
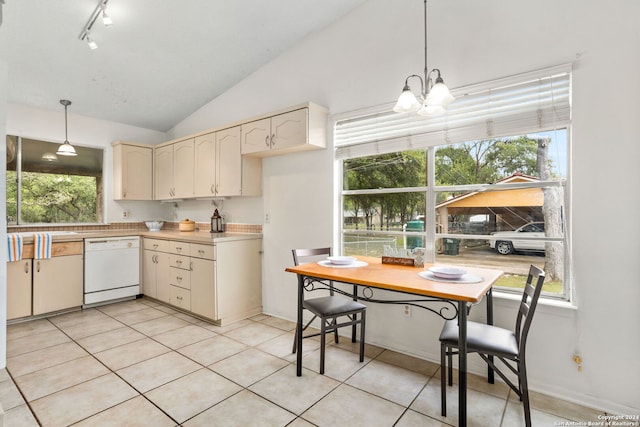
[7,234,23,262]
[34,233,53,259]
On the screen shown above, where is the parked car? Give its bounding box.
[489,222,545,255]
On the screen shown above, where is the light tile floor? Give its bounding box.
[1,297,604,426]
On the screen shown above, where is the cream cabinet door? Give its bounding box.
[155,252,171,304]
[142,250,157,298]
[270,109,307,151]
[241,118,271,155]
[154,145,174,199]
[190,257,216,320]
[215,239,262,322]
[216,126,242,196]
[7,260,32,320]
[194,133,216,197]
[114,144,152,200]
[33,255,83,315]
[173,138,195,198]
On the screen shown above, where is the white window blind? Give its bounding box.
[335,64,571,160]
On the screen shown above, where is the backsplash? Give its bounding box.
[7,222,262,234]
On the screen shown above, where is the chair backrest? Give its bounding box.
[515,264,546,354]
[292,247,333,294]
[292,247,332,266]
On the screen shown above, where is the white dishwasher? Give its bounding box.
[84,236,140,305]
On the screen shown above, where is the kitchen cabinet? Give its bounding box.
[112,141,153,200]
[215,239,262,323]
[154,138,195,199]
[190,244,216,319]
[7,259,32,320]
[142,238,171,302]
[194,127,261,198]
[141,236,262,324]
[241,103,327,157]
[33,242,84,315]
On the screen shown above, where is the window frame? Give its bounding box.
[6,135,106,226]
[333,66,572,303]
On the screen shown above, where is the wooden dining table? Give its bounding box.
[286,256,503,427]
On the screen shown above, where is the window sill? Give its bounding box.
[493,290,577,315]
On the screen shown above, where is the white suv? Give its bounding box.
[489,222,545,255]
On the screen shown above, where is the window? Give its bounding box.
[6,136,104,225]
[335,65,571,299]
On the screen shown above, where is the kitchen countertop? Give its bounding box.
[8,230,262,245]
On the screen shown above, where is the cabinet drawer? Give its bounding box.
[191,243,214,260]
[168,254,190,270]
[170,241,190,256]
[144,238,171,252]
[170,285,191,310]
[169,266,191,290]
[52,241,83,257]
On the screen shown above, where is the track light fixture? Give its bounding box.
[101,5,113,27]
[393,0,455,116]
[79,0,112,49]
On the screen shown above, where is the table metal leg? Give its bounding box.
[296,275,304,376]
[458,300,467,427]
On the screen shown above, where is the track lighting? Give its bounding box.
[86,35,98,50]
[101,5,113,27]
[79,0,112,49]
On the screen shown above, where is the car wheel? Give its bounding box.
[496,241,513,255]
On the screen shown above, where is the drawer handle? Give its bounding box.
[176,247,182,252]
[24,261,30,274]
[265,135,270,147]
[176,260,182,265]
[176,276,182,282]
[198,249,204,254]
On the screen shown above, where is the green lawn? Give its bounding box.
[496,274,563,294]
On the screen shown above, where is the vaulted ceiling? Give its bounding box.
[0,0,366,131]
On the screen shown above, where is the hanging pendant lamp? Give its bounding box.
[393,0,454,116]
[57,99,78,156]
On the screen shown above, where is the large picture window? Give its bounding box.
[335,65,571,300]
[6,136,104,225]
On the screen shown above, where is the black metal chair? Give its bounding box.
[291,247,366,374]
[439,264,545,427]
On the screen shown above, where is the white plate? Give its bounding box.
[327,256,356,265]
[428,266,467,280]
[318,260,368,268]
[418,271,483,284]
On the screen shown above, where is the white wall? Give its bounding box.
[171,0,640,413]
[6,103,171,223]
[1,61,8,368]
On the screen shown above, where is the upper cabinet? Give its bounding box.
[120,102,325,201]
[194,126,261,198]
[154,138,195,200]
[241,103,328,157]
[112,141,153,200]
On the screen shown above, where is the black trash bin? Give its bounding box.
[405,219,424,249]
[444,238,460,255]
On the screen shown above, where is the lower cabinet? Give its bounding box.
[7,241,84,319]
[190,256,215,319]
[7,259,32,320]
[33,254,84,315]
[141,237,262,324]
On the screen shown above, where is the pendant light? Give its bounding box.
[57,99,78,156]
[393,0,455,116]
